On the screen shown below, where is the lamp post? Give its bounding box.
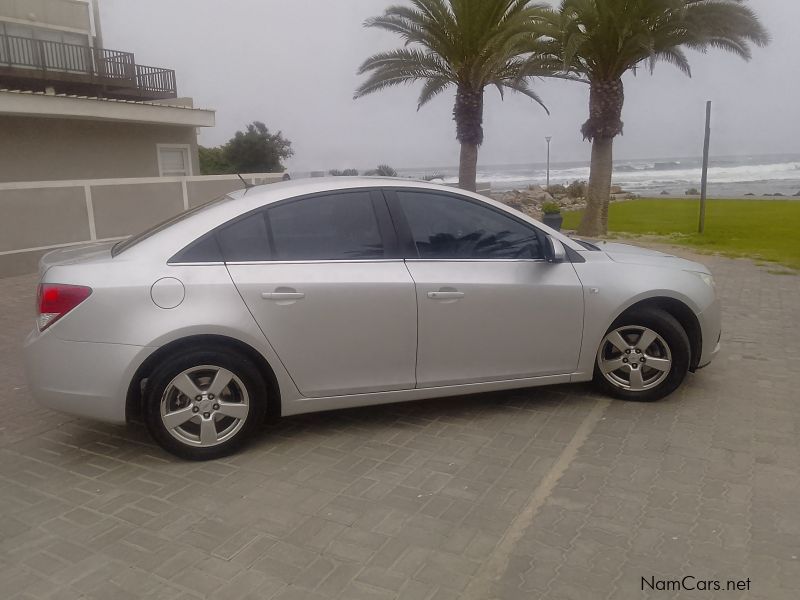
[545,136,552,189]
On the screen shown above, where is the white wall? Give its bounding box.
[0,173,283,276]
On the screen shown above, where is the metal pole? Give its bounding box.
[545,136,552,189]
[699,101,711,234]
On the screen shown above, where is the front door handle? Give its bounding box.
[427,290,465,300]
[261,292,305,300]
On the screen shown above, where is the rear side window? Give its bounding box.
[113,194,232,257]
[172,191,386,263]
[217,211,271,262]
[397,191,543,260]
[267,192,384,260]
[170,232,222,263]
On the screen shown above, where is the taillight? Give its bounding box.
[36,283,92,331]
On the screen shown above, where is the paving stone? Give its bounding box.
[0,249,798,598]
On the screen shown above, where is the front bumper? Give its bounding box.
[696,296,722,369]
[23,329,150,424]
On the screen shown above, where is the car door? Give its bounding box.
[222,189,417,398]
[388,189,584,388]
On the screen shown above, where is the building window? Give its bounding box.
[157,144,192,177]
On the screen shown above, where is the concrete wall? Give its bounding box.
[0,173,283,277]
[0,116,201,183]
[0,0,91,33]
[92,181,184,239]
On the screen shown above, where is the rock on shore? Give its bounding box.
[490,185,636,220]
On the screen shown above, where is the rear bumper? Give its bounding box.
[23,329,150,424]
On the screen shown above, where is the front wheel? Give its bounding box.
[594,309,691,402]
[143,349,267,460]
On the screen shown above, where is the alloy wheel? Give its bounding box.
[597,326,673,391]
[160,365,250,447]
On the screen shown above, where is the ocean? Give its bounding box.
[398,153,800,197]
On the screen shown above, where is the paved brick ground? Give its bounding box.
[0,249,798,600]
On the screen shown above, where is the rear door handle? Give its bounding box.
[261,292,305,300]
[427,291,465,300]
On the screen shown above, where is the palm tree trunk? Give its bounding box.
[579,136,613,236]
[459,143,479,193]
[578,78,624,237]
[453,84,484,192]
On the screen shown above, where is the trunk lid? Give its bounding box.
[39,241,117,277]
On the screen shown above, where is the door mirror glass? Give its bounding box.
[545,235,567,263]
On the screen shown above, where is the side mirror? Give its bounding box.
[545,235,567,263]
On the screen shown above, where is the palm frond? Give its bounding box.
[417,77,452,108]
[354,48,454,99]
[356,0,561,104]
[539,0,767,81]
[493,77,550,114]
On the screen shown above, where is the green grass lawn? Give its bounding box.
[562,199,800,271]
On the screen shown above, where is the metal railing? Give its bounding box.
[0,33,176,97]
[136,64,177,94]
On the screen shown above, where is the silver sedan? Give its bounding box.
[23,179,721,460]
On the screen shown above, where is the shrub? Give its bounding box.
[685,187,700,195]
[541,200,562,215]
[566,180,587,199]
[546,184,567,196]
[365,164,398,177]
[329,168,359,176]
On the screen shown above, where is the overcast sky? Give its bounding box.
[102,0,798,172]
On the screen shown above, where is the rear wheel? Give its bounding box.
[143,349,267,460]
[594,309,690,402]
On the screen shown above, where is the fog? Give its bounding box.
[101,0,798,172]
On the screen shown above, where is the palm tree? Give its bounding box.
[537,0,768,236]
[354,0,559,192]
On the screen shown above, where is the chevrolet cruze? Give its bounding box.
[23,179,721,460]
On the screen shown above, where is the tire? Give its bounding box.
[143,348,268,460]
[593,309,691,402]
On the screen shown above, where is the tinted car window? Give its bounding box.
[170,232,223,263]
[397,192,543,259]
[113,194,233,257]
[267,192,383,260]
[218,211,271,262]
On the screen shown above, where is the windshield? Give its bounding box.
[111,194,233,257]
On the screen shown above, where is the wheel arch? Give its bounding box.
[126,334,281,423]
[615,297,703,372]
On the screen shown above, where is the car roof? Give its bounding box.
[227,176,452,201]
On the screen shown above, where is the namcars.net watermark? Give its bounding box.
[642,576,752,592]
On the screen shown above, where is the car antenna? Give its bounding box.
[237,173,255,190]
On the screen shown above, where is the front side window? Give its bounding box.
[267,192,384,260]
[397,192,543,260]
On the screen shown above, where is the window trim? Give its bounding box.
[384,188,549,261]
[157,143,193,177]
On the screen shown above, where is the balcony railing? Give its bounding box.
[136,64,176,95]
[0,33,177,99]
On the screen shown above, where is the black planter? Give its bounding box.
[542,212,563,231]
